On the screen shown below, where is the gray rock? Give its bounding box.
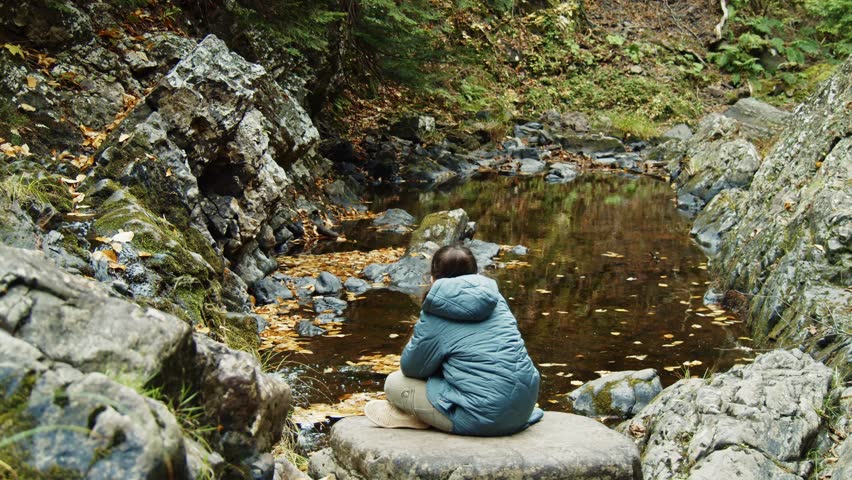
[661,124,693,142]
[296,320,327,337]
[192,334,292,452]
[373,208,416,233]
[309,412,642,479]
[253,277,294,305]
[518,158,546,174]
[0,245,192,380]
[390,115,435,142]
[464,238,501,270]
[688,448,801,480]
[679,136,762,203]
[510,245,529,255]
[344,277,370,294]
[0,329,189,479]
[1,0,93,48]
[558,134,625,156]
[315,271,343,295]
[569,369,662,418]
[314,296,348,315]
[97,34,321,287]
[620,349,833,480]
[546,162,579,183]
[409,209,469,250]
[274,458,311,480]
[723,97,791,140]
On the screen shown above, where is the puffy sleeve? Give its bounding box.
[400,314,445,379]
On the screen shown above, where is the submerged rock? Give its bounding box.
[309,412,642,479]
[343,277,370,294]
[569,369,662,418]
[620,349,833,480]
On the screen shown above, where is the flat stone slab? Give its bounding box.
[309,412,641,479]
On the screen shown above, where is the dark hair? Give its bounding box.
[431,245,477,280]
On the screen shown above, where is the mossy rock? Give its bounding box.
[90,187,223,325]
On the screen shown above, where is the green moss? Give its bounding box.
[591,382,615,415]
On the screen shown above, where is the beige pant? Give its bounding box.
[385,370,454,432]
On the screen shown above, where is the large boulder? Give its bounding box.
[192,334,291,453]
[0,330,190,480]
[96,34,322,285]
[0,245,292,474]
[620,350,833,480]
[569,369,662,419]
[409,209,469,250]
[309,412,642,479]
[653,97,790,212]
[0,244,192,381]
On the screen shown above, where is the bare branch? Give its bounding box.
[714,0,729,41]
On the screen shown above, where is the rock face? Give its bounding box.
[688,60,851,369]
[408,209,469,250]
[569,369,662,418]
[0,245,291,478]
[309,412,642,479]
[97,34,322,289]
[620,350,833,480]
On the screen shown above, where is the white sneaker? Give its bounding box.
[364,400,430,429]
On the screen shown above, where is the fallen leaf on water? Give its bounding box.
[633,341,642,345]
[535,289,552,294]
[594,370,612,377]
[691,324,702,329]
[610,331,621,336]
[658,283,669,287]
[594,309,607,313]
[570,380,584,386]
[663,366,679,372]
[539,363,568,367]
[541,312,550,316]
[626,355,647,361]
[682,360,703,367]
[614,308,629,313]
[626,277,636,281]
[388,333,399,339]
[663,334,674,339]
[547,399,558,404]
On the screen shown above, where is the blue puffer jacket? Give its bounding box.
[401,274,543,436]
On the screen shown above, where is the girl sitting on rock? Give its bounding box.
[365,245,543,436]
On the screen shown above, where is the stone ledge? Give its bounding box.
[309,412,642,480]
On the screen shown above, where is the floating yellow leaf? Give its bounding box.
[614,308,629,312]
[538,363,568,367]
[610,331,621,336]
[626,355,647,361]
[570,380,584,386]
[691,324,702,329]
[658,283,669,287]
[662,334,674,339]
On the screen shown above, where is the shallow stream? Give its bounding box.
[279,172,751,446]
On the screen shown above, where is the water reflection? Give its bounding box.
[292,173,748,408]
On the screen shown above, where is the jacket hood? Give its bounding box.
[422,274,500,322]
